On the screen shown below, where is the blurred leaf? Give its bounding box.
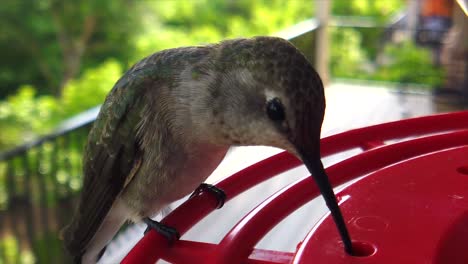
[132,0,314,61]
[333,0,405,19]
[0,0,140,97]
[0,60,121,149]
[330,27,369,78]
[375,41,444,86]
[61,59,122,115]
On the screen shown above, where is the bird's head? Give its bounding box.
[188,36,352,253]
[195,37,325,163]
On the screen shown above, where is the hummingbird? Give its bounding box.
[62,36,353,263]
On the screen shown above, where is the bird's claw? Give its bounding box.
[143,217,180,244]
[190,183,226,209]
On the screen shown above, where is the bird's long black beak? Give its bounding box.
[297,146,354,255]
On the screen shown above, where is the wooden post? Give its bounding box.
[441,0,468,93]
[316,0,331,86]
[406,0,420,40]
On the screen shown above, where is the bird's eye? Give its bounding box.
[266,97,285,121]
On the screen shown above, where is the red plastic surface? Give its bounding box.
[294,146,468,264]
[123,111,468,264]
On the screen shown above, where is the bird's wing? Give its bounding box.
[62,66,161,258]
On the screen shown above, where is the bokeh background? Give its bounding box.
[0,0,466,263]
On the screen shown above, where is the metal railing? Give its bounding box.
[0,108,99,263]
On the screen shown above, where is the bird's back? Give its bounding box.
[61,45,216,261]
[61,65,151,260]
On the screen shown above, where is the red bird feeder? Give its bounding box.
[123,111,468,264]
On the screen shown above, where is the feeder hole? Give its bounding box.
[351,241,376,257]
[457,166,468,175]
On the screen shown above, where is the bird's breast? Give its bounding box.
[121,143,229,219]
[160,144,229,203]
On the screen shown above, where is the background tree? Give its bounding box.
[0,0,139,98]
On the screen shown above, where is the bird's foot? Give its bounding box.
[143,217,180,244]
[189,183,226,209]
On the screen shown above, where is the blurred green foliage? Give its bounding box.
[0,60,121,150]
[330,27,369,79]
[373,41,444,86]
[331,28,444,86]
[132,0,314,60]
[0,0,138,98]
[330,0,444,87]
[333,0,404,19]
[0,235,35,264]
